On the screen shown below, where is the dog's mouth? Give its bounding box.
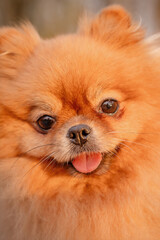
[71,152,102,174]
[43,146,120,176]
[68,144,121,175]
[67,149,119,175]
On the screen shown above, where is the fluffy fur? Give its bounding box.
[0,5,160,240]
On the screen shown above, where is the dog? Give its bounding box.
[0,5,160,240]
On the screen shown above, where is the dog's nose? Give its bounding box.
[67,124,91,146]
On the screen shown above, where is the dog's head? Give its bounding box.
[0,6,159,178]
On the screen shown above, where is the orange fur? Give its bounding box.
[0,5,160,240]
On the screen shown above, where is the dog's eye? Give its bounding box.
[37,115,56,130]
[101,99,119,115]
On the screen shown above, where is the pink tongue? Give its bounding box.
[72,153,102,173]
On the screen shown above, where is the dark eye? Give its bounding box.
[101,99,119,115]
[37,115,56,131]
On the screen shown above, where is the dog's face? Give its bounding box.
[0,6,159,178]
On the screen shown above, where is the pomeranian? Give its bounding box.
[0,5,160,240]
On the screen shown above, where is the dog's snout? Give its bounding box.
[67,124,91,146]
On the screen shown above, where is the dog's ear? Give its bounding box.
[78,5,144,47]
[0,23,40,80]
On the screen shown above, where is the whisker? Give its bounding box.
[42,146,74,174]
[21,154,52,179]
[10,143,55,169]
[1,144,56,183]
[112,137,160,154]
[16,149,59,184]
[41,153,56,173]
[118,142,136,154]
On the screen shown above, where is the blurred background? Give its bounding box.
[0,0,160,37]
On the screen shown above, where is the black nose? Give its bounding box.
[67,124,91,146]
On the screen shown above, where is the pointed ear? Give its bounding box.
[0,23,40,80]
[78,5,144,47]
